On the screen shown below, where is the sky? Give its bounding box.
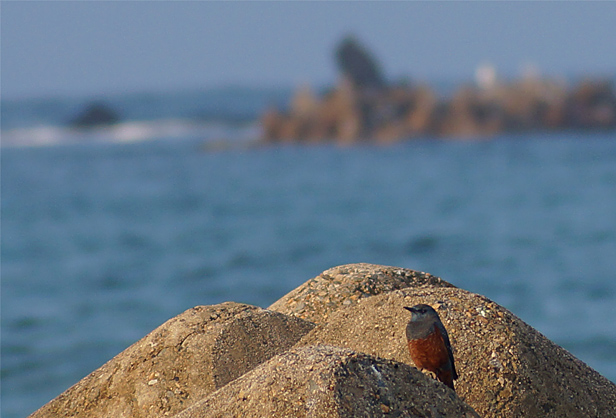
[2,1,616,100]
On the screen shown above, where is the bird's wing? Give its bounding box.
[436,321,458,380]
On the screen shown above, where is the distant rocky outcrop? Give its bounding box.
[69,102,121,128]
[29,264,616,418]
[335,36,385,90]
[261,36,616,143]
[565,80,616,129]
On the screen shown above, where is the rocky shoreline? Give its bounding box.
[29,263,616,417]
[261,37,616,144]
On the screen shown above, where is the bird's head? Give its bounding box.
[404,304,438,322]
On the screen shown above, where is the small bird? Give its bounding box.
[404,304,458,390]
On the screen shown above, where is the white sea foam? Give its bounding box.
[1,119,260,147]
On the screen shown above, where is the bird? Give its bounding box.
[404,304,458,391]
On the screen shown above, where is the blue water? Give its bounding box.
[0,87,290,147]
[2,133,616,418]
[1,87,291,131]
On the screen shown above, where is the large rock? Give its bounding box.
[173,345,479,418]
[566,80,616,128]
[269,263,454,324]
[296,287,616,417]
[335,36,385,90]
[27,264,616,418]
[69,101,120,128]
[29,303,315,418]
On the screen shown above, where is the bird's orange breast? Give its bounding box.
[407,324,451,374]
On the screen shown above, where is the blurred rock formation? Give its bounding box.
[69,101,121,128]
[261,36,616,143]
[335,36,385,90]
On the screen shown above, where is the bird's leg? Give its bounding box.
[423,369,438,381]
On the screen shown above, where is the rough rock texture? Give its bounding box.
[29,303,315,418]
[173,345,479,418]
[269,263,454,324]
[296,287,616,418]
[28,263,616,418]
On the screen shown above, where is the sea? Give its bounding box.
[2,88,616,418]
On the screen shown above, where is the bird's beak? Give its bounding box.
[403,306,413,312]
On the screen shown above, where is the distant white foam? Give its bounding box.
[1,119,260,147]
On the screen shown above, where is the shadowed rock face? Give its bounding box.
[173,345,480,418]
[28,303,314,418]
[295,287,616,418]
[335,36,385,90]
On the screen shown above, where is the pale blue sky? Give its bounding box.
[2,1,615,100]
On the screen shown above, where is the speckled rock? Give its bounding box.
[269,263,454,324]
[173,345,479,418]
[27,264,616,418]
[296,287,616,418]
[28,303,315,418]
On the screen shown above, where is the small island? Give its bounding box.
[261,36,616,144]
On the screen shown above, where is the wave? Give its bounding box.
[1,119,261,148]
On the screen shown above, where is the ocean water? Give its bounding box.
[2,118,616,416]
[0,87,289,147]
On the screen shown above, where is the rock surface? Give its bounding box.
[28,263,616,418]
[295,286,616,417]
[28,302,314,418]
[269,263,454,324]
[173,345,479,418]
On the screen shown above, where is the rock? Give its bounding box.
[497,78,568,130]
[269,263,454,324]
[291,84,319,118]
[295,287,616,417]
[260,108,286,142]
[27,264,616,418]
[335,36,385,90]
[260,34,616,143]
[320,81,364,142]
[172,345,480,418]
[69,101,120,128]
[566,80,616,129]
[28,303,315,418]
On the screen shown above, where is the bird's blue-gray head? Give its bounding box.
[404,304,438,323]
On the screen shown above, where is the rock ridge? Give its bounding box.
[28,264,616,418]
